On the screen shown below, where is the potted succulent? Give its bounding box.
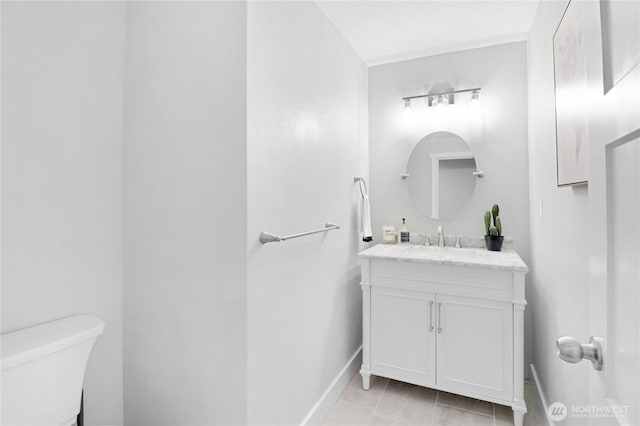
[484,204,504,251]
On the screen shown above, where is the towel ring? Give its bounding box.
[354,177,368,198]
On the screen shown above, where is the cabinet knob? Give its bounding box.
[437,302,443,333]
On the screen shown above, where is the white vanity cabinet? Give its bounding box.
[359,244,528,426]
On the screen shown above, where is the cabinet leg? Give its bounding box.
[360,372,370,390]
[513,407,525,426]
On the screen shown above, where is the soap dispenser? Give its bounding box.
[400,218,410,243]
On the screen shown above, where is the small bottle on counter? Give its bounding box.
[400,218,410,243]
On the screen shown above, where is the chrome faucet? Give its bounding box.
[437,225,444,247]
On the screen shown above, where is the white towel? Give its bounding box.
[361,193,373,242]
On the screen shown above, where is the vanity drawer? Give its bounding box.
[368,259,514,300]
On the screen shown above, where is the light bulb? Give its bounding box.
[436,95,449,107]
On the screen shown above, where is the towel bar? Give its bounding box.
[260,223,340,244]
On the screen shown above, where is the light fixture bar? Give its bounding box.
[402,87,481,102]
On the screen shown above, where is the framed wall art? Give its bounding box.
[553,0,589,186]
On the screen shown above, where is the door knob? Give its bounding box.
[556,336,603,370]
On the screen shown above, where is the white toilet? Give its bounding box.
[1,315,105,426]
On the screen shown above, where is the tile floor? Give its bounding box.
[322,373,547,426]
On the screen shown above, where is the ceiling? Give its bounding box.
[316,1,540,66]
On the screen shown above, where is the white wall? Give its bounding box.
[246,2,368,424]
[368,42,532,372]
[122,2,247,424]
[526,0,591,418]
[1,2,126,424]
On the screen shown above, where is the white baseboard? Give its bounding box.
[300,346,362,426]
[529,363,553,426]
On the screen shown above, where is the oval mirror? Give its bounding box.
[406,131,477,220]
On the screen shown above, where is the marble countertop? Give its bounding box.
[358,243,529,273]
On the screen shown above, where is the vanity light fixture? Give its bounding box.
[402,87,482,108]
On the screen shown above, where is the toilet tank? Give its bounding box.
[1,315,105,426]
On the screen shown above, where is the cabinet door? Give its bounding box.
[436,294,513,400]
[371,287,436,386]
